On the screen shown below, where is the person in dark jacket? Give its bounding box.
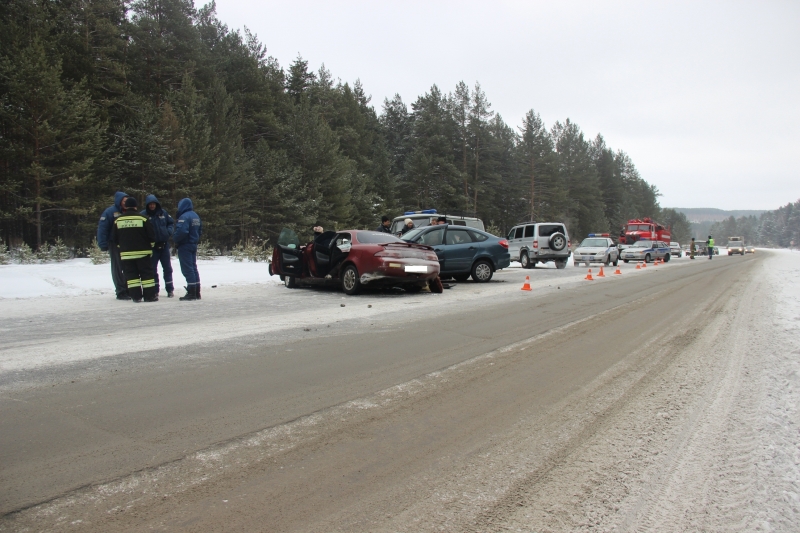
[400,218,414,235]
[97,191,130,299]
[375,216,392,233]
[111,197,157,302]
[173,198,202,301]
[141,194,175,297]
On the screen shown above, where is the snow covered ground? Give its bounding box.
[1,250,797,530]
[0,257,280,299]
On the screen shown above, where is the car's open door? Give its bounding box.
[275,228,303,276]
[310,230,337,277]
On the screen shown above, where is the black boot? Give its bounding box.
[179,286,197,301]
[195,283,201,300]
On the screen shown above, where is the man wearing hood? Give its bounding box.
[97,191,130,300]
[173,198,202,301]
[141,194,175,297]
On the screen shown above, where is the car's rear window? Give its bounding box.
[468,230,488,242]
[356,231,403,244]
[538,224,564,237]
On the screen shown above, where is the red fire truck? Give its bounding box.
[619,218,671,245]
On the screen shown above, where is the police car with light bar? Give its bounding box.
[573,234,619,267]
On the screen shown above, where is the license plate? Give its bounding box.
[404,265,428,273]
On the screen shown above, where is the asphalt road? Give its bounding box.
[0,253,765,531]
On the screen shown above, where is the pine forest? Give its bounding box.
[3,0,793,254]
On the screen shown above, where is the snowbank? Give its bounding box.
[0,257,280,299]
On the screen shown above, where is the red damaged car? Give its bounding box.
[271,228,440,295]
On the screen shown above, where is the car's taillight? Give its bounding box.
[533,241,538,248]
[499,239,509,249]
[568,240,571,248]
[374,249,403,258]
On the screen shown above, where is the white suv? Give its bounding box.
[507,222,570,269]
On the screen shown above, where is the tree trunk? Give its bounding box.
[473,136,479,217]
[35,132,41,248]
[530,155,535,222]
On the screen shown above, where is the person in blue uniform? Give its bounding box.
[173,198,202,301]
[97,191,129,299]
[141,195,175,297]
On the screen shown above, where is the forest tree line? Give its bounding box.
[2,0,666,252]
[707,200,800,248]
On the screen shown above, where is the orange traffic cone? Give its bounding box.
[636,262,641,269]
[521,275,532,291]
[597,265,606,277]
[642,261,647,268]
[614,265,622,275]
[585,268,594,280]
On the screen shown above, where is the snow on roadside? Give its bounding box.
[0,257,280,299]
[757,248,800,530]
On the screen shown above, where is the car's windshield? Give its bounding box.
[628,224,650,232]
[277,227,300,248]
[631,240,653,248]
[357,231,403,244]
[579,238,608,248]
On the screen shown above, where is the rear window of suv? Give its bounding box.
[538,224,564,237]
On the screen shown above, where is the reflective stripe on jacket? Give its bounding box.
[112,212,156,260]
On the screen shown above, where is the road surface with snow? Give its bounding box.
[0,251,798,532]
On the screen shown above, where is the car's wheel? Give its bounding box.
[453,273,470,282]
[623,259,629,263]
[644,254,651,263]
[663,253,670,262]
[471,260,493,282]
[520,252,530,269]
[284,275,296,288]
[341,264,361,295]
[555,259,567,269]
[549,233,567,252]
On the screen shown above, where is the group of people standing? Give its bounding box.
[374,215,448,236]
[97,192,202,302]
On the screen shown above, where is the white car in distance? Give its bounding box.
[573,234,619,267]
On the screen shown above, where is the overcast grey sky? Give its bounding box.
[213,0,799,210]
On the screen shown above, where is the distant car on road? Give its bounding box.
[272,228,440,295]
[573,235,619,267]
[727,239,745,255]
[401,224,510,282]
[746,246,756,254]
[621,240,671,263]
[669,242,683,257]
